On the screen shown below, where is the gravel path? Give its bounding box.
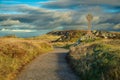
[16,48,79,80]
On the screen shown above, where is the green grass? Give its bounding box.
[68,39,120,80]
[0,38,53,80]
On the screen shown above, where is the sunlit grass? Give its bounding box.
[0,38,53,80]
[28,34,60,42]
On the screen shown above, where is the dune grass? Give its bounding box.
[29,34,75,48]
[28,34,60,42]
[0,38,53,80]
[68,39,120,80]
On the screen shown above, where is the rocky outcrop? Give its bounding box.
[93,30,120,39]
[48,30,120,42]
[48,30,87,42]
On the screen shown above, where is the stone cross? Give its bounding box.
[86,14,93,34]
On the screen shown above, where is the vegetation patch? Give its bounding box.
[68,39,120,80]
[0,38,53,80]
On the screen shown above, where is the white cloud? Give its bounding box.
[0,19,20,26]
[114,24,120,29]
[1,28,36,32]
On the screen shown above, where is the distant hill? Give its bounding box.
[48,30,87,42]
[48,30,120,42]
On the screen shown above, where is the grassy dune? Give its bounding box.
[68,39,120,80]
[28,34,60,42]
[28,34,73,48]
[0,38,53,80]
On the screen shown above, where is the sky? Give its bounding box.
[0,0,120,37]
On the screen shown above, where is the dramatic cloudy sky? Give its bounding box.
[0,0,120,37]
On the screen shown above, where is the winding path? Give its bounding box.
[16,48,79,80]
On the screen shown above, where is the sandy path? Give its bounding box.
[16,48,79,80]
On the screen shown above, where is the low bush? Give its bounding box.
[68,40,120,80]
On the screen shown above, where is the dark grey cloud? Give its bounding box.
[97,13,120,24]
[0,4,51,14]
[42,0,120,9]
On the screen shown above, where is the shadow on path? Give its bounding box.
[56,52,80,80]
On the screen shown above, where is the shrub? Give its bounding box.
[68,40,120,80]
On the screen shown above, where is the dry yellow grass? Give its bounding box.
[0,37,53,80]
[28,34,74,48]
[28,34,60,42]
